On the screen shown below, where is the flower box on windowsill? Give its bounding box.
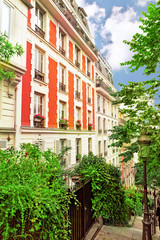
[88,123,93,131]
[34,114,45,128]
[59,119,69,130]
[76,120,81,130]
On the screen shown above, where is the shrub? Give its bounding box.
[72,153,129,225]
[124,187,143,217]
[0,144,71,240]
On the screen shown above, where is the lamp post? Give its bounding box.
[137,131,152,240]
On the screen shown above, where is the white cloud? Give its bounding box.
[100,6,141,71]
[137,0,158,6]
[77,0,106,37]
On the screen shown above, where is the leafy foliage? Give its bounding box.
[0,33,24,81]
[109,0,160,187]
[72,153,130,225]
[121,1,160,76]
[124,187,143,217]
[0,144,72,240]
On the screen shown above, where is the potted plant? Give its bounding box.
[88,123,93,131]
[34,114,45,128]
[76,120,81,130]
[59,118,69,129]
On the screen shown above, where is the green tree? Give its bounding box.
[0,33,24,81]
[109,1,160,186]
[121,1,160,76]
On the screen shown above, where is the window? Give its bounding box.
[59,65,66,92]
[76,138,81,162]
[76,107,81,121]
[88,110,91,124]
[97,95,100,112]
[1,1,11,36]
[104,140,107,156]
[88,138,92,153]
[60,139,67,165]
[35,48,45,81]
[103,98,105,113]
[75,77,81,99]
[34,93,43,115]
[98,141,101,157]
[87,85,91,104]
[59,101,66,119]
[35,4,45,38]
[98,117,101,130]
[34,93,44,128]
[59,29,66,56]
[87,58,91,77]
[75,45,80,68]
[103,118,106,133]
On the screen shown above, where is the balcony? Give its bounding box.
[98,129,102,134]
[59,46,65,56]
[59,82,66,92]
[104,151,108,157]
[88,97,91,104]
[96,79,114,95]
[98,106,100,112]
[75,60,80,68]
[75,90,80,99]
[35,69,45,82]
[87,71,90,77]
[52,0,98,57]
[103,129,107,134]
[35,25,45,39]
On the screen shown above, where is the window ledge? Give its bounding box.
[59,89,68,95]
[33,78,48,86]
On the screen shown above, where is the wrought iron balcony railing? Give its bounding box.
[98,129,102,134]
[35,69,45,82]
[75,60,80,68]
[75,90,80,99]
[59,82,66,92]
[35,25,45,39]
[96,79,114,95]
[59,46,65,56]
[87,71,90,77]
[88,97,91,104]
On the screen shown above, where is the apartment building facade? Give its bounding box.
[95,54,119,166]
[14,0,98,170]
[0,0,32,149]
[0,0,136,185]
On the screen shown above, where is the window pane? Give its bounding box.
[1,2,11,36]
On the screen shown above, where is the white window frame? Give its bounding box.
[0,1,12,37]
[59,101,66,119]
[34,93,43,115]
[59,65,65,84]
[76,107,81,121]
[76,138,81,156]
[59,29,65,49]
[88,110,91,124]
[88,138,92,153]
[35,47,44,73]
[35,3,44,30]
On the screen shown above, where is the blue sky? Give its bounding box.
[78,0,159,103]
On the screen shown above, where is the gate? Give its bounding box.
[69,181,93,240]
